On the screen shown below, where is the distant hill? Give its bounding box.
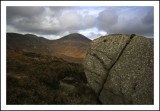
[7,33,49,55]
[7,33,91,63]
[57,33,91,42]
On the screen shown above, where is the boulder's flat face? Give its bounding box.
[83,34,153,104]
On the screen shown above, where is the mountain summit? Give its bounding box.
[58,33,91,42]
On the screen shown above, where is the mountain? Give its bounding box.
[57,33,91,42]
[7,33,91,63]
[7,33,50,55]
[47,33,91,62]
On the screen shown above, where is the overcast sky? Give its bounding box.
[7,6,154,40]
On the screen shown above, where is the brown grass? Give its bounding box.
[7,50,98,104]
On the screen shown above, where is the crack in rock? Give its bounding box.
[97,34,136,95]
[84,34,153,104]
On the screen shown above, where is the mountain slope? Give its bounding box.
[7,50,98,104]
[7,33,49,55]
[7,33,91,63]
[48,33,91,61]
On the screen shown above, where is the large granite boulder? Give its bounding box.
[83,34,153,104]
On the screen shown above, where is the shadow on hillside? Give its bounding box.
[7,50,99,104]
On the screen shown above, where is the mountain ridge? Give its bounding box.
[7,32,91,63]
[7,32,91,41]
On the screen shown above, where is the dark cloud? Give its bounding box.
[97,9,118,30]
[97,7,154,36]
[7,6,154,39]
[142,8,154,24]
[7,6,45,19]
[7,7,61,35]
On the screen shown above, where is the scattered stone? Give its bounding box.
[59,77,76,92]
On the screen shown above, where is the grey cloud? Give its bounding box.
[97,7,154,36]
[7,6,87,35]
[83,15,96,28]
[59,10,83,30]
[97,9,118,30]
[7,6,154,39]
[48,6,76,11]
[7,6,45,19]
[108,21,153,36]
[142,8,154,24]
[7,6,51,34]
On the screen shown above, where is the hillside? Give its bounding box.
[48,33,91,62]
[7,33,91,63]
[7,33,50,55]
[6,33,96,104]
[7,50,98,104]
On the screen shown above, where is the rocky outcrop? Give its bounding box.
[83,34,153,104]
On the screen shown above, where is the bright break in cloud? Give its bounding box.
[7,6,154,40]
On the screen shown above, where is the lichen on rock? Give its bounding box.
[83,34,153,104]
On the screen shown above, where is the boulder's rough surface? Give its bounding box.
[83,34,153,104]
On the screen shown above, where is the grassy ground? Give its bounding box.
[7,50,98,104]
